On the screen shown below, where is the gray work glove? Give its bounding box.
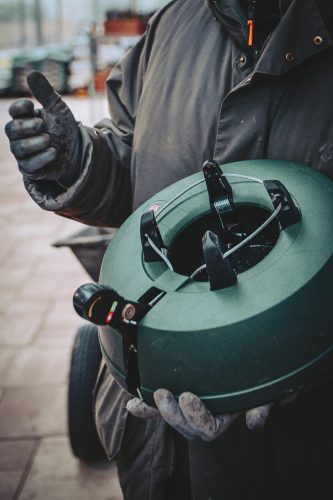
[5,71,81,187]
[127,389,272,442]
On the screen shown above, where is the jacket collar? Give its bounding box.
[279,0,293,15]
[207,0,333,75]
[208,0,333,23]
[257,0,332,75]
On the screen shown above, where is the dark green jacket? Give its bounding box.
[24,0,333,498]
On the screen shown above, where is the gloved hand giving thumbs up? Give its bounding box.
[5,71,81,187]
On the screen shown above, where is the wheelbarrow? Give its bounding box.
[53,226,115,462]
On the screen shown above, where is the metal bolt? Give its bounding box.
[121,304,136,321]
[285,52,295,63]
[313,35,323,46]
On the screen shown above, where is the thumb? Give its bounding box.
[27,71,61,110]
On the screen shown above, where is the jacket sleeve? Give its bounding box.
[23,33,150,228]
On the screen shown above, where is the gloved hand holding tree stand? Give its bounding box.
[127,389,272,441]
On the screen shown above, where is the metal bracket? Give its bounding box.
[203,160,235,240]
[264,180,300,229]
[140,210,168,262]
[202,230,237,290]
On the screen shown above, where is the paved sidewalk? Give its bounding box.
[0,96,123,500]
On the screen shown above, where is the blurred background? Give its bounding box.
[0,1,168,499]
[0,0,168,97]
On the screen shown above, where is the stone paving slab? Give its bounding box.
[0,309,44,347]
[0,440,36,471]
[41,297,86,329]
[0,266,34,290]
[0,439,36,499]
[33,332,76,349]
[33,324,76,346]
[0,386,67,438]
[0,471,23,499]
[0,440,36,500]
[18,437,123,500]
[0,346,70,387]
[0,297,50,348]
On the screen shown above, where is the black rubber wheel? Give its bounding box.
[67,323,106,461]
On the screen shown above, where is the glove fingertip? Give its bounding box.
[27,71,60,109]
[4,120,12,138]
[8,99,34,119]
[246,405,271,431]
[127,398,160,419]
[179,392,198,405]
[126,397,140,411]
[153,388,173,404]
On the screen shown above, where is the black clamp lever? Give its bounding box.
[140,210,169,263]
[263,180,300,229]
[202,230,237,290]
[73,283,150,347]
[203,160,235,240]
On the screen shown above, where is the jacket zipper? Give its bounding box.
[257,32,273,60]
[209,0,251,45]
[247,0,256,46]
[208,0,273,62]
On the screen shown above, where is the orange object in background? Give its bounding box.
[94,65,112,93]
[104,18,146,36]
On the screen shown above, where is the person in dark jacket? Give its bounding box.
[5,1,333,499]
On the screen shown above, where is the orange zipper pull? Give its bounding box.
[247,19,254,46]
[247,0,256,47]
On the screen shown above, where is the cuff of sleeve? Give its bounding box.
[23,124,100,212]
[22,122,132,227]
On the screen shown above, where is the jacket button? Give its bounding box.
[239,56,246,65]
[313,35,323,46]
[285,52,295,63]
